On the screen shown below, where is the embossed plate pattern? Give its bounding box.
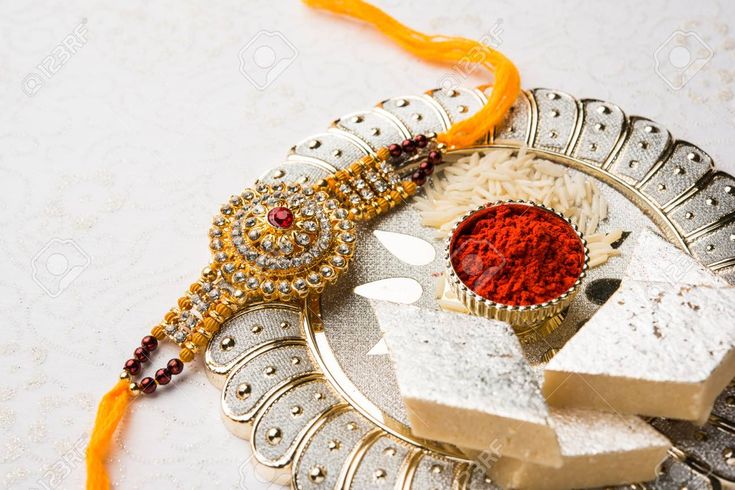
[207,86,735,489]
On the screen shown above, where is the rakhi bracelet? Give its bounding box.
[87,0,521,488]
[117,134,445,397]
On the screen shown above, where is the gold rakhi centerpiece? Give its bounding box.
[209,182,356,301]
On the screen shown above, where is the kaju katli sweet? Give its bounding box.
[85,1,520,488]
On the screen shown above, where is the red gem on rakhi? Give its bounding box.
[267,206,294,229]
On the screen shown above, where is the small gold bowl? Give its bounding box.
[444,200,590,340]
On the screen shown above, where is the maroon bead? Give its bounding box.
[134,347,150,362]
[155,368,172,385]
[427,150,442,165]
[388,143,402,157]
[140,335,158,352]
[419,160,435,176]
[167,358,184,375]
[141,335,158,352]
[124,358,141,375]
[401,139,416,154]
[413,134,428,148]
[140,377,157,394]
[411,169,427,186]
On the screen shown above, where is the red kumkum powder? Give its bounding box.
[450,203,585,306]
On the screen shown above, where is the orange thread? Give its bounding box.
[86,380,132,490]
[302,0,521,148]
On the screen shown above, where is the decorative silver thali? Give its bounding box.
[204,86,735,489]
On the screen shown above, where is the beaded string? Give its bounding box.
[86,0,519,487]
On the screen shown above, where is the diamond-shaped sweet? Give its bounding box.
[373,301,562,467]
[489,408,670,490]
[545,229,733,422]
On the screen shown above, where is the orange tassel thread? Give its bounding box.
[302,0,521,148]
[86,380,132,490]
